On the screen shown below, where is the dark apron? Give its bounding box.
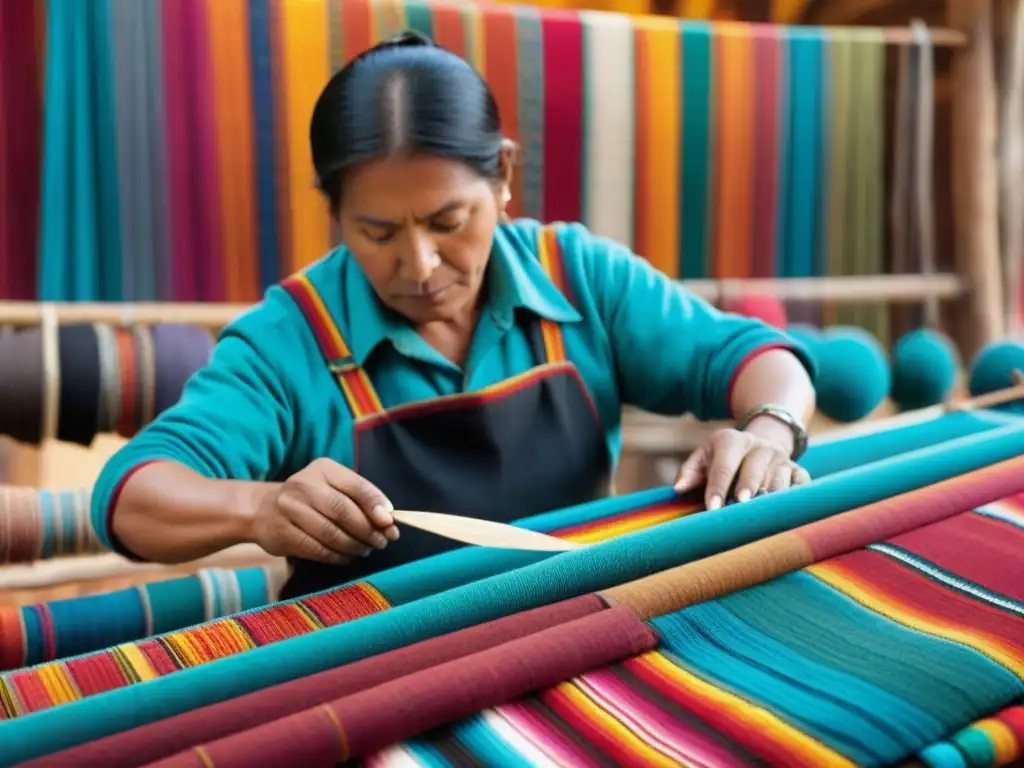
[279,226,611,600]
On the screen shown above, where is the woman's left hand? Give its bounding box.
[673,428,810,511]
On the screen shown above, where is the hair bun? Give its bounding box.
[379,30,435,49]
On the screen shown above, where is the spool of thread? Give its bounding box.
[722,294,787,329]
[968,340,1024,412]
[890,329,959,411]
[815,326,890,423]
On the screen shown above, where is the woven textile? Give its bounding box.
[0,499,698,720]
[4,425,1024,765]
[20,597,607,768]
[153,607,660,767]
[918,705,1024,768]
[3,0,899,307]
[0,565,278,671]
[0,488,98,564]
[374,498,1024,768]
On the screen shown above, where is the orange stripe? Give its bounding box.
[715,24,754,278]
[634,18,681,278]
[536,226,569,363]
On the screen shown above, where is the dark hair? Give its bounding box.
[310,31,503,212]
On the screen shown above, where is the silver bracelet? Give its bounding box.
[735,403,809,461]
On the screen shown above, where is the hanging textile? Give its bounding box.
[12,1,905,306]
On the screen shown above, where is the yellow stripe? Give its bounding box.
[220,619,259,652]
[358,582,393,611]
[194,745,217,768]
[974,720,1020,764]
[808,563,1024,677]
[555,681,683,767]
[561,508,696,544]
[115,642,158,682]
[167,631,210,668]
[281,0,330,272]
[637,653,854,767]
[37,664,77,707]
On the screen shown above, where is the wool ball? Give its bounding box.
[723,294,787,329]
[968,340,1024,409]
[815,326,890,423]
[785,323,823,351]
[890,329,959,411]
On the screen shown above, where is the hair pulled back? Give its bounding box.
[310,31,503,212]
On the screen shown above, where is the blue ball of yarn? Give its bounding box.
[890,329,959,411]
[785,323,822,350]
[968,341,1024,409]
[815,327,890,423]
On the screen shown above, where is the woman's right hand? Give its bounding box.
[249,458,399,564]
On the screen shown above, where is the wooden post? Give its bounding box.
[949,0,1005,355]
[999,0,1024,335]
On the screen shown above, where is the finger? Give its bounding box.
[674,447,709,492]
[318,462,396,531]
[792,466,812,486]
[733,446,776,502]
[281,523,353,565]
[280,496,373,558]
[766,463,794,493]
[704,440,748,510]
[312,488,389,550]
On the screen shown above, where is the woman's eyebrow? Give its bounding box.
[354,200,467,227]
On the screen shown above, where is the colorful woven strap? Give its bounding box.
[281,273,383,419]
[535,225,570,364]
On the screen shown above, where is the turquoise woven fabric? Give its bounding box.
[4,420,1024,763]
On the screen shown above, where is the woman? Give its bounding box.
[94,32,816,601]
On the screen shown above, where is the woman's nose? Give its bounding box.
[399,232,440,283]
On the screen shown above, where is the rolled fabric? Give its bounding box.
[56,324,101,446]
[603,456,1024,618]
[918,706,1024,768]
[152,606,658,767]
[0,565,279,671]
[93,323,120,434]
[0,488,99,564]
[7,423,1024,764]
[0,328,44,444]
[150,324,214,416]
[25,595,606,768]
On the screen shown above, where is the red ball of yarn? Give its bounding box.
[722,294,788,329]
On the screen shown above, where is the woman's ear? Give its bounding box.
[497,139,519,221]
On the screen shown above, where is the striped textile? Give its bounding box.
[0,498,699,719]
[918,705,1024,768]
[0,565,279,671]
[0,488,99,564]
[372,497,1024,768]
[3,0,901,316]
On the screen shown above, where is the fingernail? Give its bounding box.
[736,488,751,503]
[373,504,394,526]
[383,525,400,542]
[372,533,388,549]
[360,546,373,558]
[707,495,722,511]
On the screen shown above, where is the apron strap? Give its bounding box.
[535,225,571,364]
[281,273,384,419]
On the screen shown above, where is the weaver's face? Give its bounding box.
[338,154,507,325]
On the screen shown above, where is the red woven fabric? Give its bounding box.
[153,605,658,767]
[24,595,605,768]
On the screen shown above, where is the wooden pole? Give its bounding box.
[998,0,1024,336]
[949,0,1005,354]
[0,274,966,330]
